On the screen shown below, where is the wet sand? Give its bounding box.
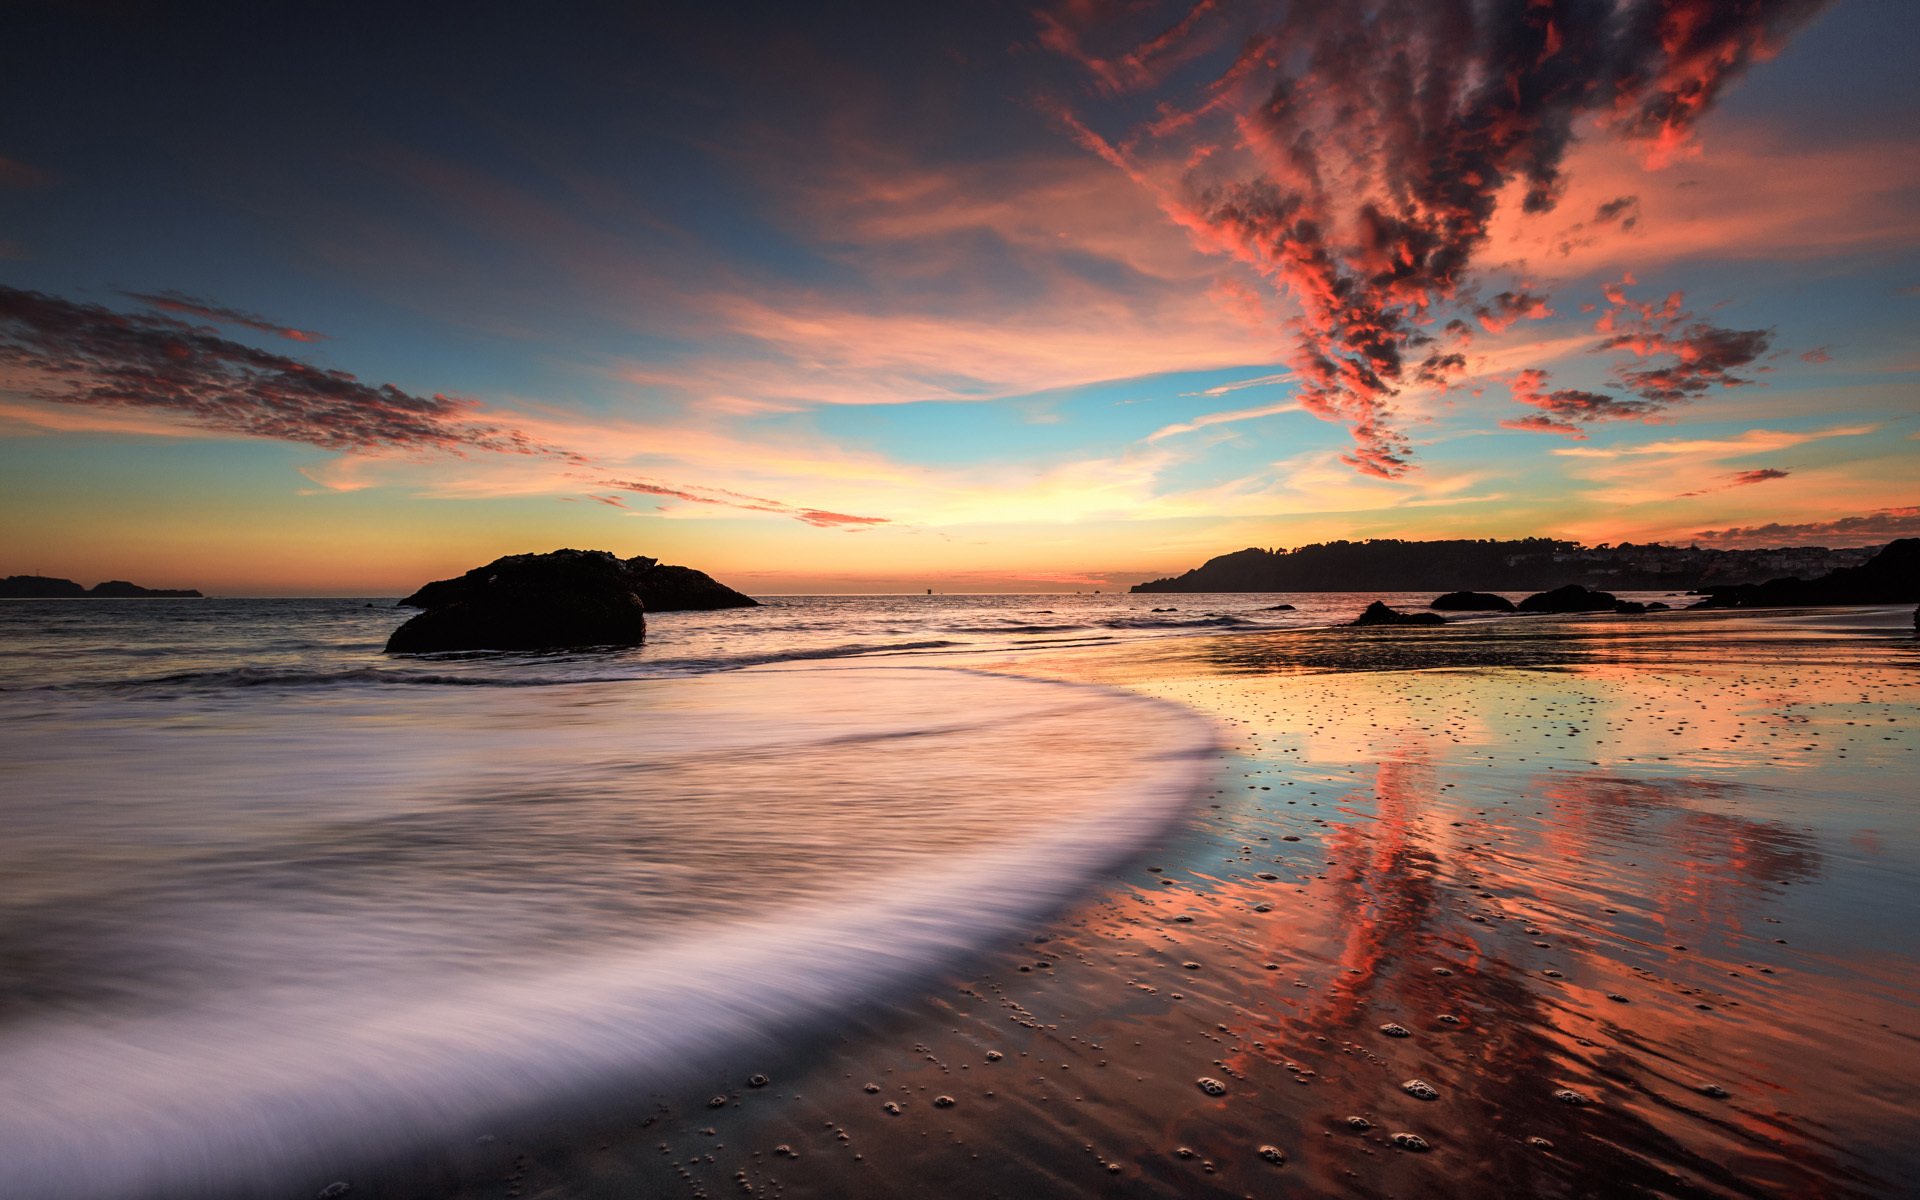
[425,607,1919,1200]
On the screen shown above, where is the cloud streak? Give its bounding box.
[1043,0,1829,475]
[124,290,328,343]
[1693,505,1920,547]
[603,477,889,529]
[0,285,566,457]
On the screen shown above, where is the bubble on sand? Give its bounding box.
[1378,1022,1411,1038]
[1436,1013,1461,1024]
[707,1095,728,1109]
[747,1073,770,1088]
[1526,1136,1553,1149]
[1606,993,1630,1003]
[1553,1088,1591,1106]
[1697,1083,1730,1099]
[883,1101,902,1115]
[985,1050,1003,1062]
[1345,1116,1372,1131]
[317,1184,350,1200]
[1402,1079,1439,1100]
[1391,1132,1430,1152]
[862,1083,880,1094]
[1257,1144,1287,1164]
[1196,1077,1228,1096]
[1182,962,1202,970]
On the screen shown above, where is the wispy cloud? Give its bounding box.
[0,285,567,456]
[1693,505,1920,547]
[123,290,327,343]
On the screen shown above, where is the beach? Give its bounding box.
[0,599,1914,1199]
[421,605,1920,1200]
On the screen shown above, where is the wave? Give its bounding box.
[0,667,1218,1200]
[29,640,975,694]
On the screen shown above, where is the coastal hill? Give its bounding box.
[0,574,203,598]
[1131,538,1878,594]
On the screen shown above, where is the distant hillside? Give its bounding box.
[0,574,203,598]
[1131,539,1879,594]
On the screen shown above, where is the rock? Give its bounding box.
[386,549,648,653]
[1645,601,1670,611]
[86,580,203,598]
[1517,584,1618,613]
[1613,600,1648,614]
[0,575,203,598]
[1429,590,1515,612]
[1350,601,1445,627]
[1692,538,1920,609]
[0,574,86,597]
[1260,603,1296,610]
[400,551,756,615]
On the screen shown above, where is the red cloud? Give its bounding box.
[0,285,568,457]
[1681,466,1790,496]
[1042,0,1828,475]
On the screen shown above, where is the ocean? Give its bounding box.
[0,590,1382,1198]
[0,592,1912,1199]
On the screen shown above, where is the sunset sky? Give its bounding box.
[2,0,1916,594]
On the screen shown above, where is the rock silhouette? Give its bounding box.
[1350,601,1446,627]
[1430,591,1515,612]
[387,549,653,653]
[1517,584,1618,613]
[1691,538,1919,609]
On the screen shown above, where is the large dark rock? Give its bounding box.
[386,549,650,653]
[1429,590,1515,612]
[1350,601,1445,627]
[1691,538,1920,609]
[1517,584,1618,613]
[0,574,87,597]
[399,553,756,614]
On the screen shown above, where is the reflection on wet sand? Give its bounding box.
[432,609,1917,1200]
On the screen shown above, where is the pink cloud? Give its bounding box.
[1038,0,1828,477]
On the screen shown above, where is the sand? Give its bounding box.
[417,606,1919,1200]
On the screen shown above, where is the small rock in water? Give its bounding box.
[1697,1083,1730,1099]
[1257,1144,1287,1164]
[1345,1116,1372,1131]
[933,1095,957,1108]
[883,1101,903,1115]
[1436,1013,1462,1025]
[1196,1077,1228,1096]
[862,1082,880,1093]
[1378,1022,1411,1038]
[1182,961,1203,971]
[1606,993,1630,1003]
[1553,1088,1591,1106]
[773,1144,796,1159]
[747,1073,770,1088]
[985,1050,1003,1062]
[1175,1147,1196,1159]
[1401,1078,1439,1101]
[1432,967,1454,976]
[1390,1132,1430,1152]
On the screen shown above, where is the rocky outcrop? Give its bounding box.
[1350,601,1445,627]
[1691,538,1920,609]
[399,553,756,614]
[386,549,650,653]
[0,575,201,597]
[1429,591,1515,612]
[86,580,204,598]
[1517,584,1618,613]
[0,575,86,597]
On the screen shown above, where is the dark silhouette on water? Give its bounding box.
[1349,601,1445,627]
[0,574,202,598]
[1430,590,1515,612]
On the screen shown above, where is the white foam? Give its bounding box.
[0,667,1216,1199]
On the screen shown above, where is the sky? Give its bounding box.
[1,0,1916,595]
